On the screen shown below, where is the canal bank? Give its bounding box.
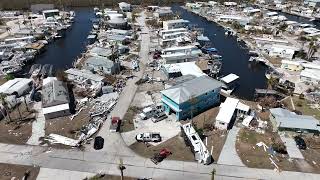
[171,5,267,100]
[33,8,93,70]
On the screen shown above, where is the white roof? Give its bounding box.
[301,69,320,81]
[221,73,239,84]
[242,115,254,127]
[163,45,197,52]
[266,12,278,16]
[302,62,320,70]
[163,19,189,24]
[164,62,205,77]
[0,78,32,95]
[43,9,59,13]
[237,101,250,112]
[43,103,70,115]
[143,107,153,113]
[216,97,239,123]
[303,27,320,34]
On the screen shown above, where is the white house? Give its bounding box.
[161,45,202,64]
[42,77,70,120]
[153,7,173,18]
[163,19,189,30]
[268,44,299,59]
[215,97,250,130]
[300,69,320,84]
[0,78,32,97]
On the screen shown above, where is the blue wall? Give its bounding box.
[162,87,221,120]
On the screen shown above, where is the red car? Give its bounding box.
[110,117,121,132]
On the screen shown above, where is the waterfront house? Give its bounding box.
[162,61,205,79]
[65,68,106,85]
[89,47,113,58]
[42,9,59,19]
[161,75,222,120]
[300,69,320,84]
[42,77,70,120]
[215,97,250,130]
[267,44,299,59]
[304,0,320,7]
[281,60,304,71]
[84,56,120,75]
[224,2,238,6]
[161,45,202,64]
[0,78,32,97]
[107,17,128,29]
[269,108,320,134]
[118,2,131,12]
[163,19,189,30]
[153,7,173,18]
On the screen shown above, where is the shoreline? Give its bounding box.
[182,6,277,72]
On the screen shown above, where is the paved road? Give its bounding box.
[218,127,244,166]
[85,11,151,154]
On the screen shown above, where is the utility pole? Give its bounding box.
[118,158,126,180]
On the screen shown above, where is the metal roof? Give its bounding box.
[161,76,222,104]
[270,108,320,131]
[42,77,69,108]
[85,56,115,68]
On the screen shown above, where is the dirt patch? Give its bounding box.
[236,128,303,172]
[0,163,39,180]
[120,106,141,133]
[190,107,227,162]
[0,76,7,85]
[137,82,164,92]
[130,135,195,162]
[300,136,320,172]
[0,103,35,145]
[44,108,91,149]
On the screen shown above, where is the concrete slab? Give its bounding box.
[27,102,45,145]
[280,135,304,159]
[131,91,154,108]
[121,117,181,146]
[218,127,244,166]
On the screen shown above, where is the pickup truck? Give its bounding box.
[136,132,162,142]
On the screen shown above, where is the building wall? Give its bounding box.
[162,87,221,120]
[215,120,229,130]
[300,75,320,84]
[163,22,187,30]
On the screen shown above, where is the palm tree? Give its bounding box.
[0,93,12,122]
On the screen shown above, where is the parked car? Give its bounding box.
[94,136,104,150]
[150,148,172,165]
[110,117,121,132]
[151,112,168,123]
[136,132,162,142]
[139,107,157,120]
[294,136,307,150]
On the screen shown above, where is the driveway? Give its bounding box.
[218,127,244,166]
[280,135,304,159]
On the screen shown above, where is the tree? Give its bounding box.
[0,93,12,122]
[4,74,14,81]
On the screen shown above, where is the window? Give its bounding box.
[220,122,225,125]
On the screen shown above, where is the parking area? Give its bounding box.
[280,135,304,159]
[121,115,181,146]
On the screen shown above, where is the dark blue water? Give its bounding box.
[34,8,93,70]
[171,5,267,100]
[278,11,320,28]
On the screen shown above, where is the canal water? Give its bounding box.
[171,5,268,100]
[34,8,93,70]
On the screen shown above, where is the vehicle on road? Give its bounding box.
[136,132,162,142]
[151,112,168,123]
[150,148,172,164]
[110,117,121,132]
[94,136,104,150]
[294,136,307,150]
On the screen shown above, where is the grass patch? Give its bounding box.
[292,96,320,120]
[120,106,141,133]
